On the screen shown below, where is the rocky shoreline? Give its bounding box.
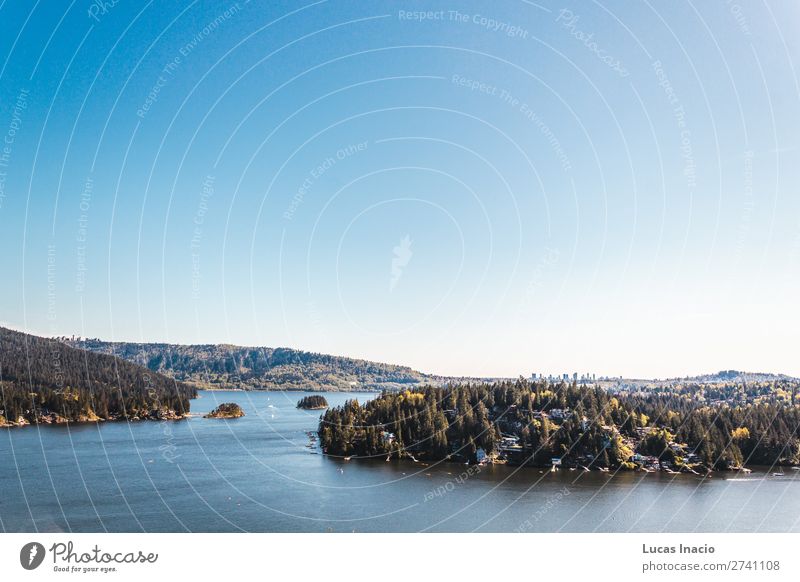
[0,408,190,428]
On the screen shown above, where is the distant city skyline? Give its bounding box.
[1,1,799,379]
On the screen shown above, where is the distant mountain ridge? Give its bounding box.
[51,336,800,392]
[678,370,799,383]
[62,338,464,391]
[614,370,800,389]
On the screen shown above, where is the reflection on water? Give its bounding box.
[2,391,799,532]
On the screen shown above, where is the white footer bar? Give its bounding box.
[1,533,796,580]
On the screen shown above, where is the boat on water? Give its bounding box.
[773,472,785,476]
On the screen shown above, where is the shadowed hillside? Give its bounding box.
[0,326,196,426]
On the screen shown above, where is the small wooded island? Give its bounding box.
[204,403,245,419]
[297,395,329,410]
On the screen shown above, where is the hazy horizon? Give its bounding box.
[2,321,796,383]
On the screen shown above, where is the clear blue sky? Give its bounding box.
[1,1,799,378]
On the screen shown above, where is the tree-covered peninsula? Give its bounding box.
[0,326,196,427]
[318,379,800,471]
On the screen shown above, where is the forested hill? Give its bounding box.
[0,326,196,427]
[62,339,458,391]
[679,370,798,383]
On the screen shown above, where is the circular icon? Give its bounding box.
[19,542,46,570]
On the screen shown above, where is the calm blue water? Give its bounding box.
[2,391,800,532]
